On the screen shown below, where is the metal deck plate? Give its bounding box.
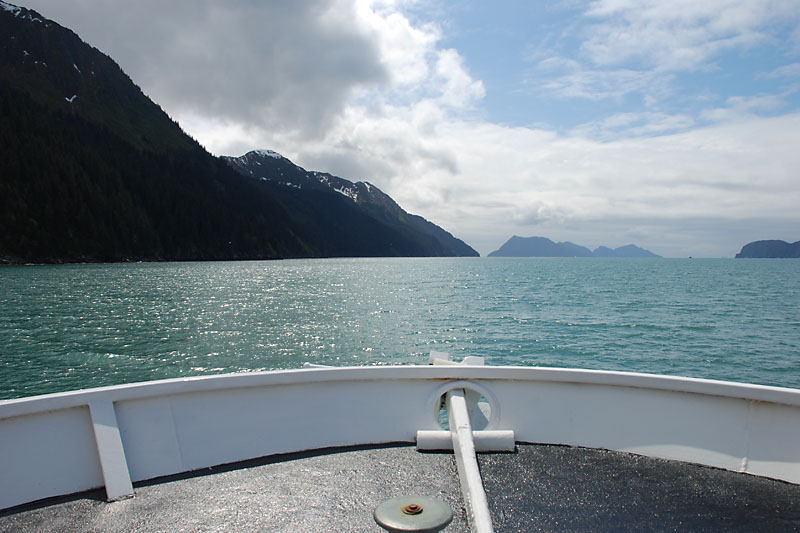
[374,495,453,532]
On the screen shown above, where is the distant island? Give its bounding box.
[735,240,800,258]
[488,236,661,258]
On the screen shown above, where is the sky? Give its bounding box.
[20,0,800,257]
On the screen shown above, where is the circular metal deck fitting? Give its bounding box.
[374,495,453,532]
[403,503,423,515]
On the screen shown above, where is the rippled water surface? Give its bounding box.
[1,258,798,399]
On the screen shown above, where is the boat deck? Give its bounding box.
[2,443,800,532]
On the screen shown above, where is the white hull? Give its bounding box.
[2,365,800,511]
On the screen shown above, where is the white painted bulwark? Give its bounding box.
[2,366,800,511]
[0,406,103,509]
[88,400,133,501]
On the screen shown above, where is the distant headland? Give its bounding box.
[735,240,800,258]
[488,236,661,258]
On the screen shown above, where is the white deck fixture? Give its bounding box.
[418,353,497,531]
[88,400,133,501]
[417,354,515,452]
[447,387,494,533]
[2,365,800,512]
[415,430,515,452]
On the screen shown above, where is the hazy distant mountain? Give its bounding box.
[591,246,618,257]
[488,236,661,258]
[599,244,661,258]
[488,236,590,257]
[487,236,590,257]
[0,2,476,263]
[735,240,800,258]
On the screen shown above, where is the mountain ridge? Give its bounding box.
[222,150,478,257]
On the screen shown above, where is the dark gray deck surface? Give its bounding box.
[0,445,466,532]
[480,445,800,532]
[3,443,800,532]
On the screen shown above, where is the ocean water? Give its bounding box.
[1,257,798,400]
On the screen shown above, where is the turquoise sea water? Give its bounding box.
[1,258,799,400]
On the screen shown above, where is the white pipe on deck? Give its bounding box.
[416,430,515,451]
[447,388,494,533]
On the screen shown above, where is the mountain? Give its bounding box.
[0,2,476,263]
[222,150,478,257]
[488,236,661,258]
[599,244,661,258]
[0,1,192,152]
[592,246,618,258]
[488,236,592,257]
[735,240,800,258]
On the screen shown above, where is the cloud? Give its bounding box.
[28,0,389,142]
[571,112,696,139]
[317,109,800,257]
[524,0,800,108]
[582,0,799,72]
[21,0,800,258]
[700,94,788,122]
[433,48,486,108]
[534,57,673,102]
[761,62,800,79]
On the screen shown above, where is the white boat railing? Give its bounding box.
[2,365,800,511]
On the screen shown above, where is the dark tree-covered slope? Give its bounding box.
[0,80,303,262]
[0,2,477,263]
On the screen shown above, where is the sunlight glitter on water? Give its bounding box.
[1,257,799,399]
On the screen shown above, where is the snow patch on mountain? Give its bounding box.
[0,1,20,15]
[1,1,46,24]
[254,149,282,159]
[334,187,358,201]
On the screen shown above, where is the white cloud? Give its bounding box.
[761,62,800,79]
[583,0,798,72]
[534,57,673,102]
[525,0,800,107]
[571,112,696,139]
[357,2,439,88]
[700,94,787,122]
[117,0,800,255]
[28,0,389,142]
[301,105,800,257]
[433,48,486,108]
[21,0,800,258]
